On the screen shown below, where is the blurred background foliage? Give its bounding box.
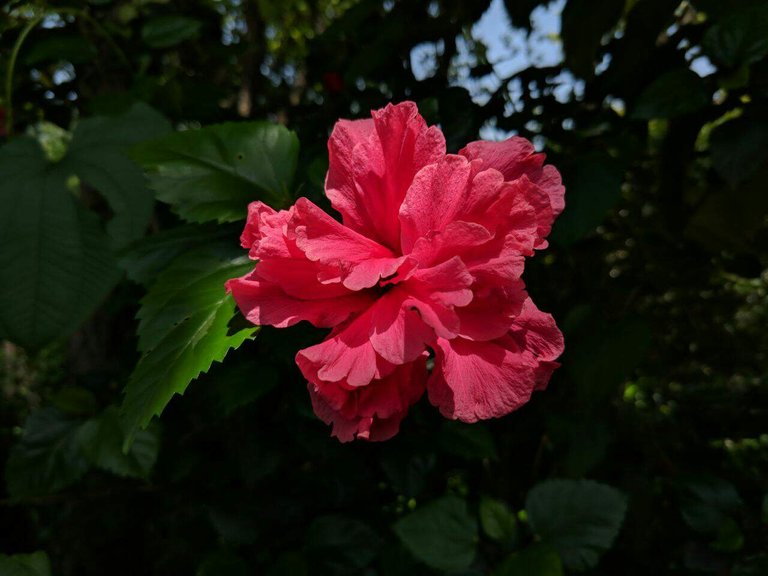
[1,0,767,574]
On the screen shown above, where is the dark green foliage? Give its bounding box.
[1,0,767,574]
[393,495,478,571]
[526,479,627,571]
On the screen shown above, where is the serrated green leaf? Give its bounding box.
[5,408,90,499]
[131,122,299,223]
[76,406,159,478]
[393,495,478,572]
[141,15,202,49]
[493,545,563,576]
[121,244,258,448]
[119,223,236,285]
[67,102,172,248]
[0,138,120,349]
[0,552,52,576]
[526,479,627,572]
[480,497,518,544]
[631,68,710,120]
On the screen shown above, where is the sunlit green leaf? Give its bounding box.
[132,122,299,223]
[121,244,258,448]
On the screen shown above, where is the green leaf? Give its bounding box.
[141,15,202,49]
[550,152,625,245]
[0,104,170,349]
[393,495,478,572]
[568,315,652,407]
[51,386,98,417]
[213,361,279,417]
[562,0,624,78]
[440,421,498,461]
[734,555,768,576]
[121,244,258,448]
[631,69,710,119]
[306,516,382,572]
[762,494,768,524]
[711,517,744,552]
[678,476,743,534]
[197,550,250,576]
[687,159,768,253]
[67,102,172,248]
[23,35,97,65]
[703,6,768,68]
[132,122,299,223]
[5,408,90,499]
[480,497,518,544]
[493,545,563,576]
[526,479,628,572]
[76,406,159,478]
[0,552,52,576]
[0,138,120,349]
[119,223,236,285]
[709,116,768,187]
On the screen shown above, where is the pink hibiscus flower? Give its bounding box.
[226,101,564,442]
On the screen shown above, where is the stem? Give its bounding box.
[4,14,45,138]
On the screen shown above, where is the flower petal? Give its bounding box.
[226,271,372,328]
[369,289,437,365]
[307,356,427,442]
[240,201,297,259]
[455,281,527,341]
[326,101,446,250]
[427,336,540,423]
[427,299,563,422]
[507,297,564,390]
[291,197,408,290]
[459,136,564,214]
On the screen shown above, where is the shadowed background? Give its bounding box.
[1,0,767,574]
